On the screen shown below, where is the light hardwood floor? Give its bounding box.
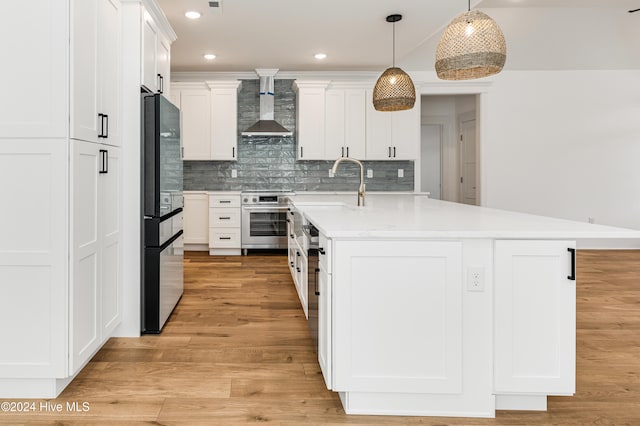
[2,250,639,425]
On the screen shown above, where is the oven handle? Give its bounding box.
[241,205,290,212]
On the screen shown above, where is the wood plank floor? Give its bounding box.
[2,250,640,425]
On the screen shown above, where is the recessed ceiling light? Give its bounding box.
[314,53,327,60]
[185,10,201,19]
[204,53,216,60]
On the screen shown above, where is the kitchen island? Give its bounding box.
[286,193,640,418]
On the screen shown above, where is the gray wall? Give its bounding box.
[183,79,414,192]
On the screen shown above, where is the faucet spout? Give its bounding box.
[331,157,366,207]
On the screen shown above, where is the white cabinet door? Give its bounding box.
[70,0,99,143]
[365,89,393,160]
[71,0,120,146]
[141,12,159,93]
[344,89,366,159]
[98,0,121,147]
[157,36,171,96]
[0,0,68,138]
[296,86,326,160]
[100,147,121,337]
[210,85,239,161]
[325,89,345,160]
[333,240,463,393]
[180,89,211,160]
[295,247,308,318]
[494,240,576,395]
[0,140,68,377]
[70,140,101,374]
[318,263,332,389]
[184,193,209,244]
[391,103,420,160]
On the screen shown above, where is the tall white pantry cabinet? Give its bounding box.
[0,0,124,398]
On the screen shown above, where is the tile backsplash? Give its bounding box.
[183,79,414,192]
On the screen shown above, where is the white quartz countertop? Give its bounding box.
[288,193,640,240]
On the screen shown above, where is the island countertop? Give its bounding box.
[287,193,640,241]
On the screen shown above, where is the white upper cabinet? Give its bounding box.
[294,81,330,160]
[141,5,171,96]
[365,89,419,160]
[209,81,242,161]
[0,0,68,139]
[325,88,366,160]
[173,81,241,161]
[71,0,121,146]
[179,87,211,160]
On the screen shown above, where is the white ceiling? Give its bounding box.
[157,0,640,74]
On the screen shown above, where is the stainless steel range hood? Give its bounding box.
[241,69,293,137]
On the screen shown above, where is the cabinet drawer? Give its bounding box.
[209,208,240,228]
[209,194,241,208]
[319,233,331,273]
[209,228,241,248]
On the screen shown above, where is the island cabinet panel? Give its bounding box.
[332,240,463,393]
[494,240,576,395]
[183,192,209,246]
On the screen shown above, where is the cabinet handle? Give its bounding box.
[157,74,163,94]
[300,146,304,158]
[567,248,576,281]
[232,147,235,158]
[315,267,320,296]
[346,146,350,157]
[290,211,294,216]
[388,146,392,158]
[296,267,301,272]
[219,237,231,240]
[341,147,344,157]
[219,200,231,204]
[286,218,290,223]
[319,247,325,255]
[393,147,396,158]
[99,149,108,174]
[219,217,231,220]
[290,261,294,267]
[104,114,109,139]
[290,234,294,239]
[98,113,105,138]
[296,251,300,257]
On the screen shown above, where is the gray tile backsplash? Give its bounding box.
[183,79,414,192]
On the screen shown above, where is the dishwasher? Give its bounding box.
[303,222,320,350]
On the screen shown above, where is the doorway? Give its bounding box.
[418,95,478,205]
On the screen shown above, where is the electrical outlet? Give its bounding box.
[398,169,404,178]
[329,169,334,178]
[588,217,595,224]
[467,267,484,292]
[367,169,373,178]
[231,169,238,178]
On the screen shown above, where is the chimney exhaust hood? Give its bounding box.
[241,69,293,137]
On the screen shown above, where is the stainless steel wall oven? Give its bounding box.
[241,192,292,252]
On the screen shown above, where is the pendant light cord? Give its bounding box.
[392,20,396,67]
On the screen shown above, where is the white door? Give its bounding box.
[210,86,238,161]
[365,89,393,160]
[324,89,345,159]
[98,0,120,146]
[420,124,441,199]
[460,116,477,205]
[494,240,576,395]
[141,13,158,93]
[181,89,211,160]
[183,193,209,244]
[344,89,366,159]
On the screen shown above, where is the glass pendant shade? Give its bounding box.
[435,10,506,80]
[373,67,416,111]
[373,14,416,112]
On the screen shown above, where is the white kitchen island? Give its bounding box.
[286,193,640,418]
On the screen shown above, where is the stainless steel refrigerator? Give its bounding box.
[142,92,184,334]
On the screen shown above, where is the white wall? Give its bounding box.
[482,70,640,231]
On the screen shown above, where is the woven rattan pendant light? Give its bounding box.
[373,14,416,111]
[435,0,506,80]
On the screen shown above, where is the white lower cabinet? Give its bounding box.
[71,140,121,374]
[494,240,576,395]
[208,192,241,255]
[183,192,209,249]
[318,260,332,389]
[332,240,463,393]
